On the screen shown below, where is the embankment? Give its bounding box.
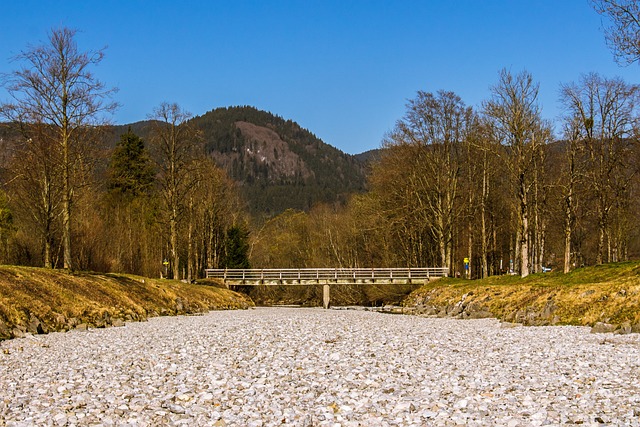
[0,266,253,340]
[403,262,640,333]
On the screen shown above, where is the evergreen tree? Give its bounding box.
[108,128,155,198]
[222,225,251,268]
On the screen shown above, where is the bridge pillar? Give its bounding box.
[323,284,330,309]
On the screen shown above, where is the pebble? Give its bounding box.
[1,308,640,425]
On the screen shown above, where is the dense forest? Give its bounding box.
[2,15,640,280]
[106,106,368,216]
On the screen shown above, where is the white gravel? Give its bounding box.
[1,307,639,426]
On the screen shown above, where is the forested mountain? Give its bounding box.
[108,107,368,216]
[354,148,382,164]
[191,106,367,215]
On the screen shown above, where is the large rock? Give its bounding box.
[52,312,68,330]
[541,300,557,320]
[467,309,494,319]
[614,322,632,335]
[590,322,617,334]
[0,318,11,340]
[26,314,46,335]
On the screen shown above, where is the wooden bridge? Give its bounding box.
[204,268,449,308]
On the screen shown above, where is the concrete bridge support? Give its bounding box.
[323,284,330,309]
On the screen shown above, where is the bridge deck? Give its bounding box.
[204,267,448,285]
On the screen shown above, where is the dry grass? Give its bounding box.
[0,266,253,339]
[405,261,640,327]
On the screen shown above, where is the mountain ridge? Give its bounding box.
[110,106,371,216]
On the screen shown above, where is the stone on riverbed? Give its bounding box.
[1,308,639,425]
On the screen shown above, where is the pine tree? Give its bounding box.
[108,128,155,198]
[222,225,251,268]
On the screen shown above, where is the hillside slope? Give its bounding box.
[191,106,367,215]
[104,107,368,216]
[0,266,253,340]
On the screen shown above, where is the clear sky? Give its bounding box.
[1,1,638,154]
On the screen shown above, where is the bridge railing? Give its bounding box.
[204,267,448,284]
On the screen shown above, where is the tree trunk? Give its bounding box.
[538,221,545,271]
[564,229,571,274]
[187,198,193,282]
[171,207,179,280]
[597,220,604,265]
[62,133,72,270]
[521,218,529,277]
[480,164,489,278]
[520,186,529,278]
[563,183,572,274]
[514,216,521,275]
[44,237,52,269]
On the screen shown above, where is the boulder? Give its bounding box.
[541,300,557,320]
[52,313,67,330]
[500,322,522,329]
[467,310,494,319]
[449,304,464,317]
[0,318,11,340]
[26,314,46,335]
[614,322,632,335]
[421,305,439,316]
[12,327,25,338]
[590,322,616,334]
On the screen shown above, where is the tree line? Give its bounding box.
[249,71,640,279]
[0,28,249,279]
[250,0,640,278]
[2,1,640,280]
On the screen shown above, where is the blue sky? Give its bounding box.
[1,1,638,154]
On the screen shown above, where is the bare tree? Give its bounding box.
[7,124,62,267]
[560,73,639,264]
[558,114,583,273]
[149,102,201,280]
[186,158,243,279]
[465,118,499,278]
[373,90,473,271]
[484,69,549,278]
[1,27,118,269]
[592,0,640,65]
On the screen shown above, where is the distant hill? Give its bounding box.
[190,106,367,215]
[354,148,382,164]
[3,106,370,217]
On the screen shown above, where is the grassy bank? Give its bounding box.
[404,261,640,330]
[0,266,253,340]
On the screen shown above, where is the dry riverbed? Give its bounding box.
[1,308,639,426]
